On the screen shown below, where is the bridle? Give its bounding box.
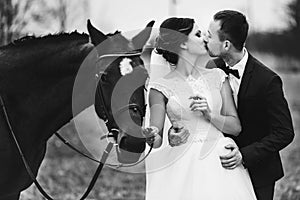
[94,51,153,168]
[95,51,146,138]
[0,94,114,200]
[0,51,152,200]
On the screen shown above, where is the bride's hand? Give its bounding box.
[189,95,211,121]
[142,126,160,146]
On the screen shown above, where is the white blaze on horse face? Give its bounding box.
[119,58,133,76]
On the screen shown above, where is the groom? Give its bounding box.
[203,10,294,200]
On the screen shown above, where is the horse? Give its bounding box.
[0,20,154,199]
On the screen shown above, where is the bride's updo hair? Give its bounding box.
[155,17,195,65]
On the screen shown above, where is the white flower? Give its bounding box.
[119,58,133,76]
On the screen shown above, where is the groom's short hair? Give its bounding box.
[214,10,249,51]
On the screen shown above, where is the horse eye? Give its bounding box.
[132,107,138,113]
[101,74,107,81]
[130,60,137,68]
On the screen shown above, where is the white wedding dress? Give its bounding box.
[144,55,257,200]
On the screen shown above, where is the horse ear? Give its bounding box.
[87,19,107,46]
[131,20,155,51]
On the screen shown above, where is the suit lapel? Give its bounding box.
[237,54,255,109]
[210,56,255,109]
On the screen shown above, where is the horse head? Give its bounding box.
[87,20,154,164]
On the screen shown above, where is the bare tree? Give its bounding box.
[27,0,89,32]
[0,0,13,45]
[0,0,32,45]
[287,0,300,36]
[0,0,89,46]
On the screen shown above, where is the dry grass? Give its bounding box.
[20,126,146,200]
[20,53,300,200]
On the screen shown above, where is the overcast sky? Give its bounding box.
[86,0,292,34]
[22,0,293,36]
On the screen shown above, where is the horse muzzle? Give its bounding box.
[116,131,146,164]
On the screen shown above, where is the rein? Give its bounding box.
[0,94,114,200]
[54,131,153,168]
[0,51,152,199]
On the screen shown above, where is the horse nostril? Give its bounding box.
[117,134,146,164]
[119,134,127,147]
[118,134,145,153]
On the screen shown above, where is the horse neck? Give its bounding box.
[0,41,96,142]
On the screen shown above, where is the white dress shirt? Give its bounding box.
[226,48,249,107]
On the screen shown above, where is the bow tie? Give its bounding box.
[223,66,240,79]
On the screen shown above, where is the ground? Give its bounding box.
[20,53,300,200]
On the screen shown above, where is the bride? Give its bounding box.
[143,17,257,200]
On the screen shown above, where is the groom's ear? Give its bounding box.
[223,40,231,51]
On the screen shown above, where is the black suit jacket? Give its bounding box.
[207,54,294,187]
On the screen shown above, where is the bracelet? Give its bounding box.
[242,159,246,168]
[149,126,159,135]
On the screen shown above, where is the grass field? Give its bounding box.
[257,53,300,200]
[20,52,300,200]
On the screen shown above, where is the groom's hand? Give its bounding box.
[168,126,190,147]
[220,143,243,169]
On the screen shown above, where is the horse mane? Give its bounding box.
[107,30,121,37]
[1,31,90,49]
[0,30,123,51]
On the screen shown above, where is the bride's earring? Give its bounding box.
[180,42,188,50]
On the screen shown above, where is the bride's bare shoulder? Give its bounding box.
[201,67,223,75]
[162,70,178,80]
[195,67,218,76]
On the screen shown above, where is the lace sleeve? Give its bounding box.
[214,68,228,90]
[148,81,173,99]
